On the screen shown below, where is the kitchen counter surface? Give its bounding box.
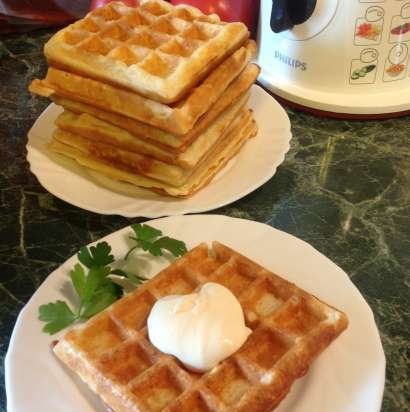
[0,30,409,412]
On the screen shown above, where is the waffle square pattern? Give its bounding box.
[54,242,348,412]
[45,0,249,103]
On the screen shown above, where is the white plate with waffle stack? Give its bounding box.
[27,85,291,217]
[6,215,385,412]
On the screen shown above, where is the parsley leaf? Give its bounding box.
[38,301,77,334]
[131,223,162,241]
[38,226,187,335]
[152,236,187,257]
[81,284,119,318]
[82,266,111,302]
[70,263,86,300]
[134,238,162,256]
[39,244,117,335]
[126,223,187,259]
[77,242,114,268]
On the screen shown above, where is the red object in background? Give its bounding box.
[90,0,138,9]
[170,0,259,33]
[0,0,90,32]
[0,0,89,22]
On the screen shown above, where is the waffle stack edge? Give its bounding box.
[29,0,260,197]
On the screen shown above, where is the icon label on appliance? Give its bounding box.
[274,51,307,71]
[383,43,409,81]
[350,48,379,84]
[354,6,385,46]
[389,3,410,43]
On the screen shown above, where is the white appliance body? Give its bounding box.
[258,0,410,115]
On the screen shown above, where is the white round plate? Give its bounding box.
[26,86,292,217]
[5,215,385,412]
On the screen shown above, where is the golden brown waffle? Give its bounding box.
[44,0,249,103]
[51,63,259,150]
[29,43,256,135]
[54,242,348,412]
[49,110,257,197]
[54,93,248,170]
[52,107,248,186]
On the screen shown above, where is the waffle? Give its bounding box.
[44,0,249,103]
[51,63,259,150]
[29,42,256,135]
[52,107,248,186]
[54,241,348,412]
[49,110,257,197]
[54,93,248,170]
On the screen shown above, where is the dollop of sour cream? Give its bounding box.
[147,282,251,372]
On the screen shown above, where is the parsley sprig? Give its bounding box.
[39,224,187,334]
[39,242,121,334]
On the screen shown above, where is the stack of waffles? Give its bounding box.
[54,242,348,412]
[29,0,260,197]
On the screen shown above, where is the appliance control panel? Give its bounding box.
[350,1,410,85]
[258,0,410,114]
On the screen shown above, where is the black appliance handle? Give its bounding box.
[270,0,317,33]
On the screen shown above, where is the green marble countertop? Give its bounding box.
[0,30,409,412]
